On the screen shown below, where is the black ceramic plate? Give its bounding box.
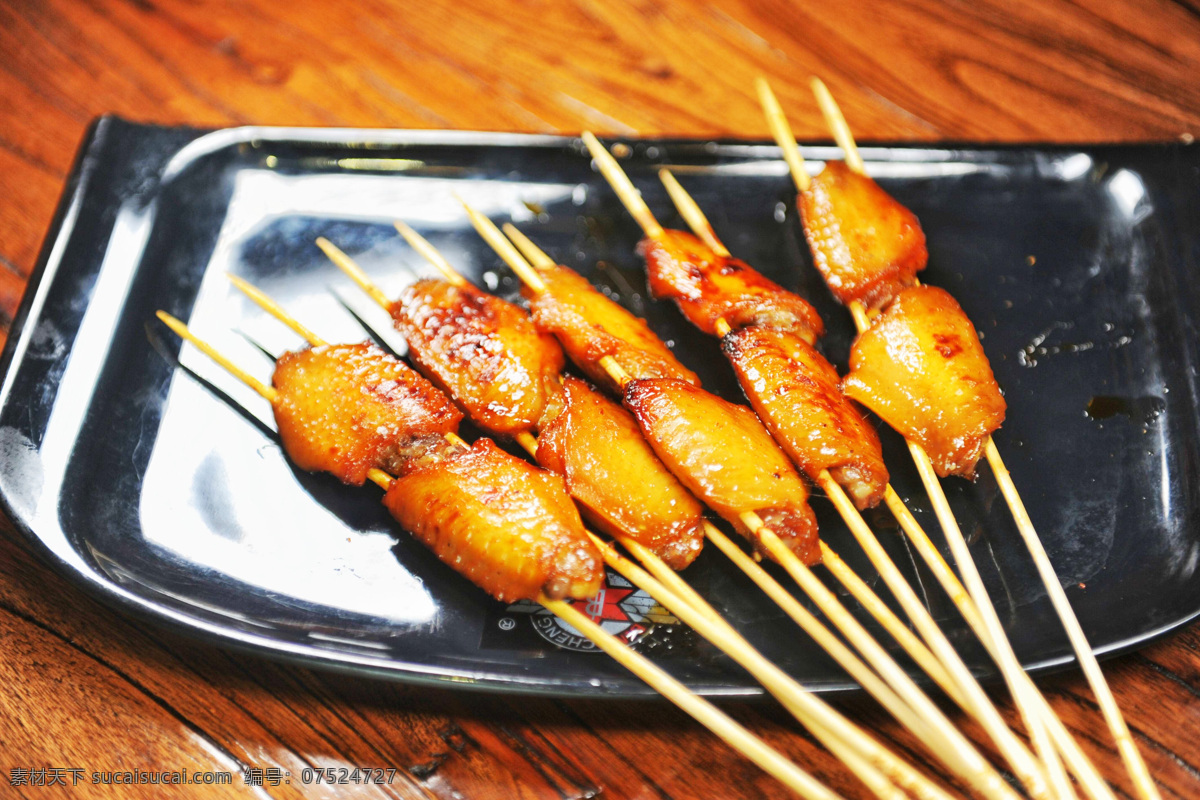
[1,118,1197,698]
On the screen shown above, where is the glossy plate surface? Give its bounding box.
[1,118,1197,697]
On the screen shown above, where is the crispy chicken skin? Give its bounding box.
[385,439,603,602]
[843,286,1006,479]
[638,230,824,343]
[623,378,820,565]
[723,327,888,509]
[798,161,927,310]
[272,343,462,485]
[537,377,705,570]
[391,279,565,438]
[525,263,700,393]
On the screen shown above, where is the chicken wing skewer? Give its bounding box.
[321,232,968,800]
[758,74,1111,800]
[457,206,1023,800]
[155,306,845,800]
[654,164,1084,792]
[761,76,1139,800]
[806,78,1154,800]
[227,275,941,800]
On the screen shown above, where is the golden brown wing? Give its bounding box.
[843,286,1006,479]
[799,161,927,310]
[537,377,705,570]
[391,279,566,438]
[622,378,820,565]
[723,327,888,509]
[638,230,824,342]
[385,438,603,602]
[272,343,462,485]
[526,263,699,392]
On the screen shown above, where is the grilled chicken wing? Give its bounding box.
[537,377,705,570]
[623,378,820,564]
[843,286,1005,478]
[272,343,462,485]
[526,263,699,393]
[723,327,888,509]
[385,438,603,602]
[639,230,824,342]
[391,279,566,438]
[798,161,927,310]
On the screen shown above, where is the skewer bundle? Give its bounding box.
[146,77,1165,798]
[753,77,1158,800]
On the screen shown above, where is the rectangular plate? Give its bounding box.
[1,117,1198,698]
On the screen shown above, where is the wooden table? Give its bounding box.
[2,1,1199,797]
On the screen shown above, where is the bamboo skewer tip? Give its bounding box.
[501,223,557,270]
[657,169,729,256]
[579,132,664,239]
[458,202,548,294]
[393,219,467,287]
[808,77,864,175]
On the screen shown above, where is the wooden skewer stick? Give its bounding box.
[657,169,728,256]
[155,311,278,402]
[808,77,865,175]
[745,515,1022,800]
[985,440,1160,800]
[756,78,811,193]
[393,221,468,287]
[380,216,963,800]
[468,209,1024,800]
[315,236,393,310]
[501,223,557,270]
[805,80,1121,800]
[581,132,664,239]
[228,274,328,347]
[661,169,1057,797]
[544,599,846,800]
[156,309,846,800]
[588,532,932,800]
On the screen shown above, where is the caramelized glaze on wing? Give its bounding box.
[272,343,462,485]
[537,377,705,570]
[799,161,927,310]
[843,286,1005,479]
[623,378,820,565]
[639,230,824,342]
[391,279,565,438]
[526,264,699,392]
[385,439,603,602]
[723,327,888,509]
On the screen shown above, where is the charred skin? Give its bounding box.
[537,377,706,570]
[723,327,888,509]
[843,286,1006,479]
[638,230,824,342]
[385,439,603,602]
[272,343,462,485]
[798,161,927,310]
[392,279,566,438]
[526,263,700,393]
[623,378,820,565]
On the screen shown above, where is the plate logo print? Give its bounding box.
[481,570,676,653]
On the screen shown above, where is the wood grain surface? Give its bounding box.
[2,0,1199,797]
